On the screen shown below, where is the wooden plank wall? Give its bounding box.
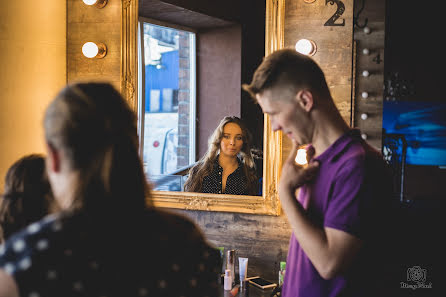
[174,208,292,282]
[67,0,121,91]
[352,0,385,150]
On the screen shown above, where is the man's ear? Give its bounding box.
[295,90,314,112]
[45,142,61,173]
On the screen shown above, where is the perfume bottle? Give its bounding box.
[226,249,236,286]
[224,269,233,290]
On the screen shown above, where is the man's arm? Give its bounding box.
[280,187,362,279]
[279,141,362,280]
[0,270,19,297]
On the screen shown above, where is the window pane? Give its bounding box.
[141,22,195,189]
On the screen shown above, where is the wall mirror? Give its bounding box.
[121,0,285,214]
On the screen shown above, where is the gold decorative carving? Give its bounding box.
[123,75,135,108]
[186,196,211,211]
[124,0,285,215]
[121,0,138,111]
[122,0,132,9]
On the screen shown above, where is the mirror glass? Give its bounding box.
[139,21,196,191]
[137,0,265,196]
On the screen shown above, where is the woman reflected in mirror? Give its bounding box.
[184,116,259,195]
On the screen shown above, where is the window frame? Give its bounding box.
[137,17,197,176]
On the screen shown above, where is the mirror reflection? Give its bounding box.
[139,21,196,188]
[184,116,261,196]
[138,1,265,195]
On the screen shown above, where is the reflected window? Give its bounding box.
[138,20,196,190]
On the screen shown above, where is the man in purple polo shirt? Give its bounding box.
[243,49,393,297]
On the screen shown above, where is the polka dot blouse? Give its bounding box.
[201,157,249,195]
[0,210,221,297]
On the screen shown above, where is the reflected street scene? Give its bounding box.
[140,22,196,191]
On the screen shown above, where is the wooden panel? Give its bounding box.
[352,0,386,150]
[67,0,121,90]
[282,0,354,163]
[173,209,292,282]
[284,0,354,124]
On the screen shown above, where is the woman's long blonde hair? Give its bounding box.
[183,116,258,195]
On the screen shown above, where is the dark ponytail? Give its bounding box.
[44,83,151,218]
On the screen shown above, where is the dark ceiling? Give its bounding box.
[138,0,236,29]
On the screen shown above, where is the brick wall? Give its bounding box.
[177,32,191,168]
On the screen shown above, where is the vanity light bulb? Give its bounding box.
[82,0,107,8]
[295,149,308,165]
[361,133,368,140]
[82,42,99,58]
[362,48,370,55]
[82,42,107,59]
[363,26,371,34]
[362,70,370,77]
[361,92,369,99]
[361,113,368,120]
[295,39,317,56]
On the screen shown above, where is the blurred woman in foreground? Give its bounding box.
[0,82,220,297]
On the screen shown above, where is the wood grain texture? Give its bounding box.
[282,0,354,164]
[67,0,121,88]
[284,0,354,125]
[172,208,292,282]
[352,0,385,150]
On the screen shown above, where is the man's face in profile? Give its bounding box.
[256,88,310,145]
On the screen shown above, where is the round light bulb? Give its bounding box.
[82,0,97,5]
[361,91,369,99]
[82,0,107,8]
[361,113,368,120]
[82,42,99,58]
[362,48,370,55]
[362,70,370,77]
[295,149,308,165]
[363,27,371,34]
[295,39,317,56]
[361,133,368,140]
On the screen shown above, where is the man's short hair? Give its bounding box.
[242,48,330,101]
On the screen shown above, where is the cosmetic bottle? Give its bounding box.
[217,247,225,284]
[226,249,236,286]
[238,257,248,289]
[224,269,233,290]
[278,261,286,286]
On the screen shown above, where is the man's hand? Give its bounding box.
[278,140,319,199]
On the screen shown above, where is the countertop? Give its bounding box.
[219,282,279,297]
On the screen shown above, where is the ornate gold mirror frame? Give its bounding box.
[120,0,284,215]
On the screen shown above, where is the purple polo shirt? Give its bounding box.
[282,129,392,297]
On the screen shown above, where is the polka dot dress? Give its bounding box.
[0,211,221,297]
